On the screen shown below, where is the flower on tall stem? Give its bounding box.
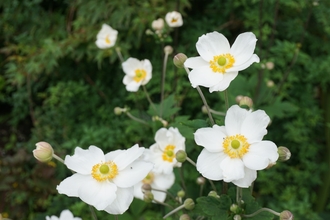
[149,127,186,174]
[165,11,183,27]
[195,105,278,187]
[46,209,81,220]
[184,32,260,92]
[122,58,152,92]
[56,144,153,214]
[95,24,118,49]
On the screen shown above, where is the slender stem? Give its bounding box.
[52,154,64,164]
[89,205,98,220]
[222,182,228,195]
[152,188,177,202]
[223,90,229,110]
[160,52,169,117]
[163,204,185,219]
[208,179,217,193]
[115,47,124,63]
[209,108,226,116]
[114,215,118,220]
[236,187,242,206]
[186,156,196,166]
[125,112,149,126]
[154,199,174,208]
[199,184,204,197]
[142,85,158,115]
[179,166,187,192]
[243,207,280,218]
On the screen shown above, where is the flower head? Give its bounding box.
[195,105,278,187]
[152,18,165,30]
[184,32,260,92]
[148,127,186,174]
[56,144,153,215]
[46,210,81,220]
[33,142,54,162]
[122,58,152,92]
[165,11,183,27]
[95,24,118,49]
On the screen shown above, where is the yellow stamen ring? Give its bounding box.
[210,53,235,73]
[223,134,250,158]
[134,69,147,82]
[92,161,118,182]
[171,18,178,23]
[142,172,155,184]
[162,145,176,162]
[105,35,111,44]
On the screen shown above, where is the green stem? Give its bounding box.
[243,207,280,218]
[52,153,64,164]
[152,188,177,202]
[208,179,217,193]
[125,112,149,126]
[160,52,169,117]
[89,205,98,220]
[142,85,158,115]
[186,156,196,166]
[153,199,174,208]
[236,187,242,206]
[163,204,185,219]
[115,47,124,63]
[209,108,226,116]
[223,89,229,110]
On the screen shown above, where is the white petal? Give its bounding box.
[209,71,238,92]
[64,146,104,175]
[152,189,167,202]
[95,40,111,49]
[59,210,81,220]
[232,167,257,188]
[194,125,226,152]
[230,32,258,66]
[227,54,260,72]
[241,109,270,143]
[113,160,153,188]
[122,58,142,76]
[78,176,117,210]
[243,141,279,170]
[153,172,175,190]
[125,81,141,92]
[113,144,145,170]
[104,187,134,215]
[196,149,226,180]
[188,65,223,88]
[133,182,144,200]
[196,32,230,61]
[56,173,86,197]
[142,59,152,74]
[184,57,209,69]
[224,105,249,136]
[220,157,245,182]
[155,127,185,151]
[105,149,124,161]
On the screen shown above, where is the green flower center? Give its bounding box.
[217,57,227,66]
[99,164,109,174]
[231,140,240,149]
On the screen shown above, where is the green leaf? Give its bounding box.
[195,195,231,219]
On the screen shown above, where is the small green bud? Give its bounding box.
[208,191,220,198]
[196,176,206,185]
[173,53,187,68]
[164,45,173,55]
[280,210,294,220]
[183,198,195,210]
[278,146,291,162]
[177,190,185,198]
[33,142,54,162]
[230,204,239,213]
[201,105,208,114]
[179,214,191,220]
[143,191,154,203]
[142,183,152,192]
[114,107,126,115]
[176,150,187,163]
[239,96,253,109]
[233,214,242,220]
[267,80,275,87]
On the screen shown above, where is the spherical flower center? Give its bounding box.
[171,18,178,23]
[142,172,155,184]
[162,145,176,162]
[223,134,250,158]
[134,69,147,82]
[92,161,118,181]
[105,35,111,44]
[210,54,235,73]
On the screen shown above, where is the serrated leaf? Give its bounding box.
[196,196,231,219]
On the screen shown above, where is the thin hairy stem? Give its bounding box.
[115,47,124,63]
[125,112,149,126]
[243,207,280,218]
[142,85,158,115]
[163,204,185,219]
[52,154,64,164]
[89,205,98,220]
[186,156,196,166]
[154,199,174,208]
[160,52,169,117]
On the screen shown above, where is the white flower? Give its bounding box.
[195,105,278,188]
[56,144,153,215]
[152,18,165,30]
[122,58,152,92]
[95,24,118,49]
[184,32,260,92]
[165,11,183,27]
[46,210,81,220]
[148,127,186,174]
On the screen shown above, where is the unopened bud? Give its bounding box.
[164,45,173,55]
[176,150,187,163]
[280,210,294,220]
[267,80,275,88]
[152,116,168,127]
[266,61,274,70]
[233,215,242,220]
[143,191,154,203]
[173,53,187,68]
[208,191,220,198]
[145,29,154,35]
[114,107,126,115]
[235,95,244,104]
[177,190,185,198]
[201,105,208,114]
[179,214,191,220]
[239,96,253,109]
[183,198,195,210]
[152,18,164,31]
[33,142,54,162]
[196,177,206,185]
[230,204,239,213]
[142,183,152,192]
[278,146,291,162]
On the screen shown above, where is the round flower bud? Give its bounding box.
[142,183,152,192]
[278,146,291,162]
[267,80,275,88]
[233,214,242,220]
[183,198,195,210]
[179,214,191,220]
[239,96,253,109]
[235,95,243,104]
[280,210,294,220]
[114,107,126,115]
[152,18,164,31]
[208,191,220,198]
[173,53,187,68]
[176,150,187,163]
[33,142,54,162]
[196,177,206,185]
[201,105,208,114]
[230,204,239,213]
[177,190,185,198]
[266,61,275,70]
[145,29,154,35]
[164,45,173,55]
[143,191,154,203]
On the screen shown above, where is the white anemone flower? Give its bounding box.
[95,24,118,49]
[165,11,183,27]
[184,32,260,92]
[195,105,279,188]
[149,127,186,174]
[122,58,152,92]
[56,144,153,215]
[46,210,81,220]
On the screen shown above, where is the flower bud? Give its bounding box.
[152,18,164,30]
[233,215,242,220]
[143,191,154,203]
[176,150,187,163]
[177,190,185,198]
[114,107,126,115]
[278,146,291,162]
[196,177,206,185]
[179,214,191,220]
[142,183,152,192]
[173,53,187,68]
[267,80,275,88]
[230,204,239,213]
[266,61,274,70]
[164,45,173,55]
[238,96,253,109]
[208,191,220,198]
[145,29,154,35]
[280,210,294,220]
[183,198,195,210]
[33,142,54,162]
[235,95,243,104]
